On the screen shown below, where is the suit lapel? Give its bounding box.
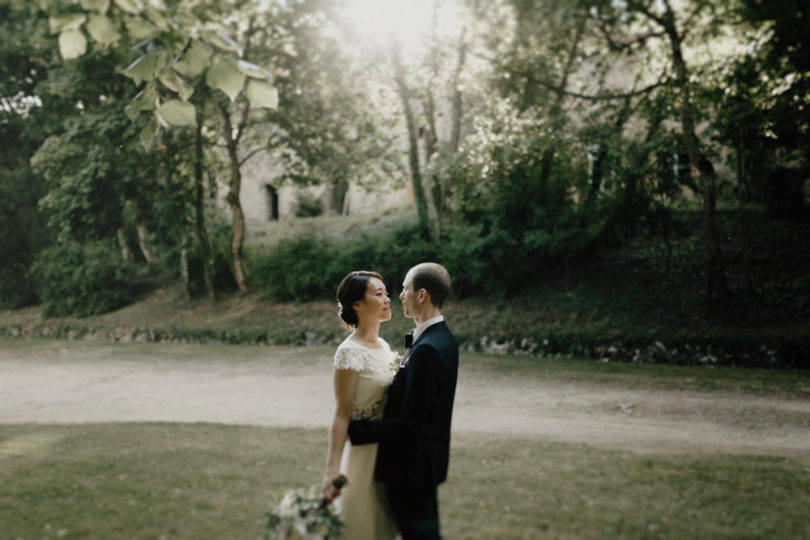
[400,321,446,367]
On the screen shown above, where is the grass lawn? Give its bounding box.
[1,423,809,539]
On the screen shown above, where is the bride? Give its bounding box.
[322,271,399,540]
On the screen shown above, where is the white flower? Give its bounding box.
[278,491,297,519]
[390,352,403,371]
[263,480,346,540]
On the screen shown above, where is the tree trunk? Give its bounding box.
[220,105,249,293]
[583,97,633,225]
[735,147,754,296]
[658,0,729,299]
[135,224,156,265]
[392,45,430,237]
[180,226,192,297]
[422,89,441,241]
[194,121,217,302]
[130,200,157,265]
[116,228,131,261]
[449,28,467,155]
[445,29,468,218]
[538,13,586,200]
[342,188,351,216]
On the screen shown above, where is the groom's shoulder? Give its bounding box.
[424,322,458,350]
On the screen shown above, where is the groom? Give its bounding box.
[347,262,459,539]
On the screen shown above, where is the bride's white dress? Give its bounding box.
[333,337,399,540]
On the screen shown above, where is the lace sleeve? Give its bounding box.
[333,343,366,371]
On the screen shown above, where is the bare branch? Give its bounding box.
[627,0,667,27]
[239,146,265,167]
[596,17,666,51]
[465,42,669,102]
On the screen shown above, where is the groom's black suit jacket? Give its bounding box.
[348,321,458,488]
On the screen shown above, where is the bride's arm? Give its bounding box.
[322,367,357,501]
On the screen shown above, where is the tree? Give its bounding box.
[259,0,404,216]
[586,0,736,298]
[46,0,279,294]
[31,95,158,248]
[719,0,810,216]
[0,0,56,307]
[334,0,477,240]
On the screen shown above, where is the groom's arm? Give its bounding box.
[348,345,441,445]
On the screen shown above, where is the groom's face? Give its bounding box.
[400,272,417,320]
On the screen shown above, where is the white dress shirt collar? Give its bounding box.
[412,315,444,343]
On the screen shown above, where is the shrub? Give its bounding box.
[28,240,138,317]
[0,168,48,309]
[247,218,442,302]
[247,215,568,301]
[248,235,338,301]
[334,221,439,292]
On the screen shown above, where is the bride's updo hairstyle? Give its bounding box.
[336,270,384,328]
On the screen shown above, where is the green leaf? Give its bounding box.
[38,0,60,10]
[202,31,240,52]
[114,0,141,14]
[159,100,196,127]
[206,58,245,101]
[246,80,278,110]
[80,0,110,13]
[145,9,171,32]
[172,41,211,78]
[125,19,156,40]
[86,14,121,45]
[237,60,269,79]
[124,85,157,120]
[172,12,198,29]
[124,54,161,86]
[58,29,87,60]
[158,69,194,101]
[140,115,159,151]
[49,14,87,35]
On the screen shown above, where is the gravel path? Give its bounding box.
[2,339,809,456]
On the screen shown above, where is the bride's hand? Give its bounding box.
[322,474,341,501]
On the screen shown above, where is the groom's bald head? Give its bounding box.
[408,262,451,309]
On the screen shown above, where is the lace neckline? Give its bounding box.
[345,337,385,351]
[342,336,388,352]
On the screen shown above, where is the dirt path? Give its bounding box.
[2,339,809,456]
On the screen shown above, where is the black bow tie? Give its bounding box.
[405,332,414,348]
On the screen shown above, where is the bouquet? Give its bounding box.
[391,351,403,371]
[262,475,347,540]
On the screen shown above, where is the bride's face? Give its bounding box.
[354,277,391,323]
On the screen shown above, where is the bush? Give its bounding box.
[28,240,138,317]
[248,235,338,301]
[247,215,566,301]
[247,219,441,302]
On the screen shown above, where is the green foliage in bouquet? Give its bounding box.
[262,475,347,540]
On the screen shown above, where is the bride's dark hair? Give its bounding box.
[336,271,383,328]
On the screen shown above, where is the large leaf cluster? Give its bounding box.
[44,0,278,149]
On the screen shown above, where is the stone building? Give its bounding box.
[218,148,412,225]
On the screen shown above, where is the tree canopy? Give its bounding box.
[1,0,807,312]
